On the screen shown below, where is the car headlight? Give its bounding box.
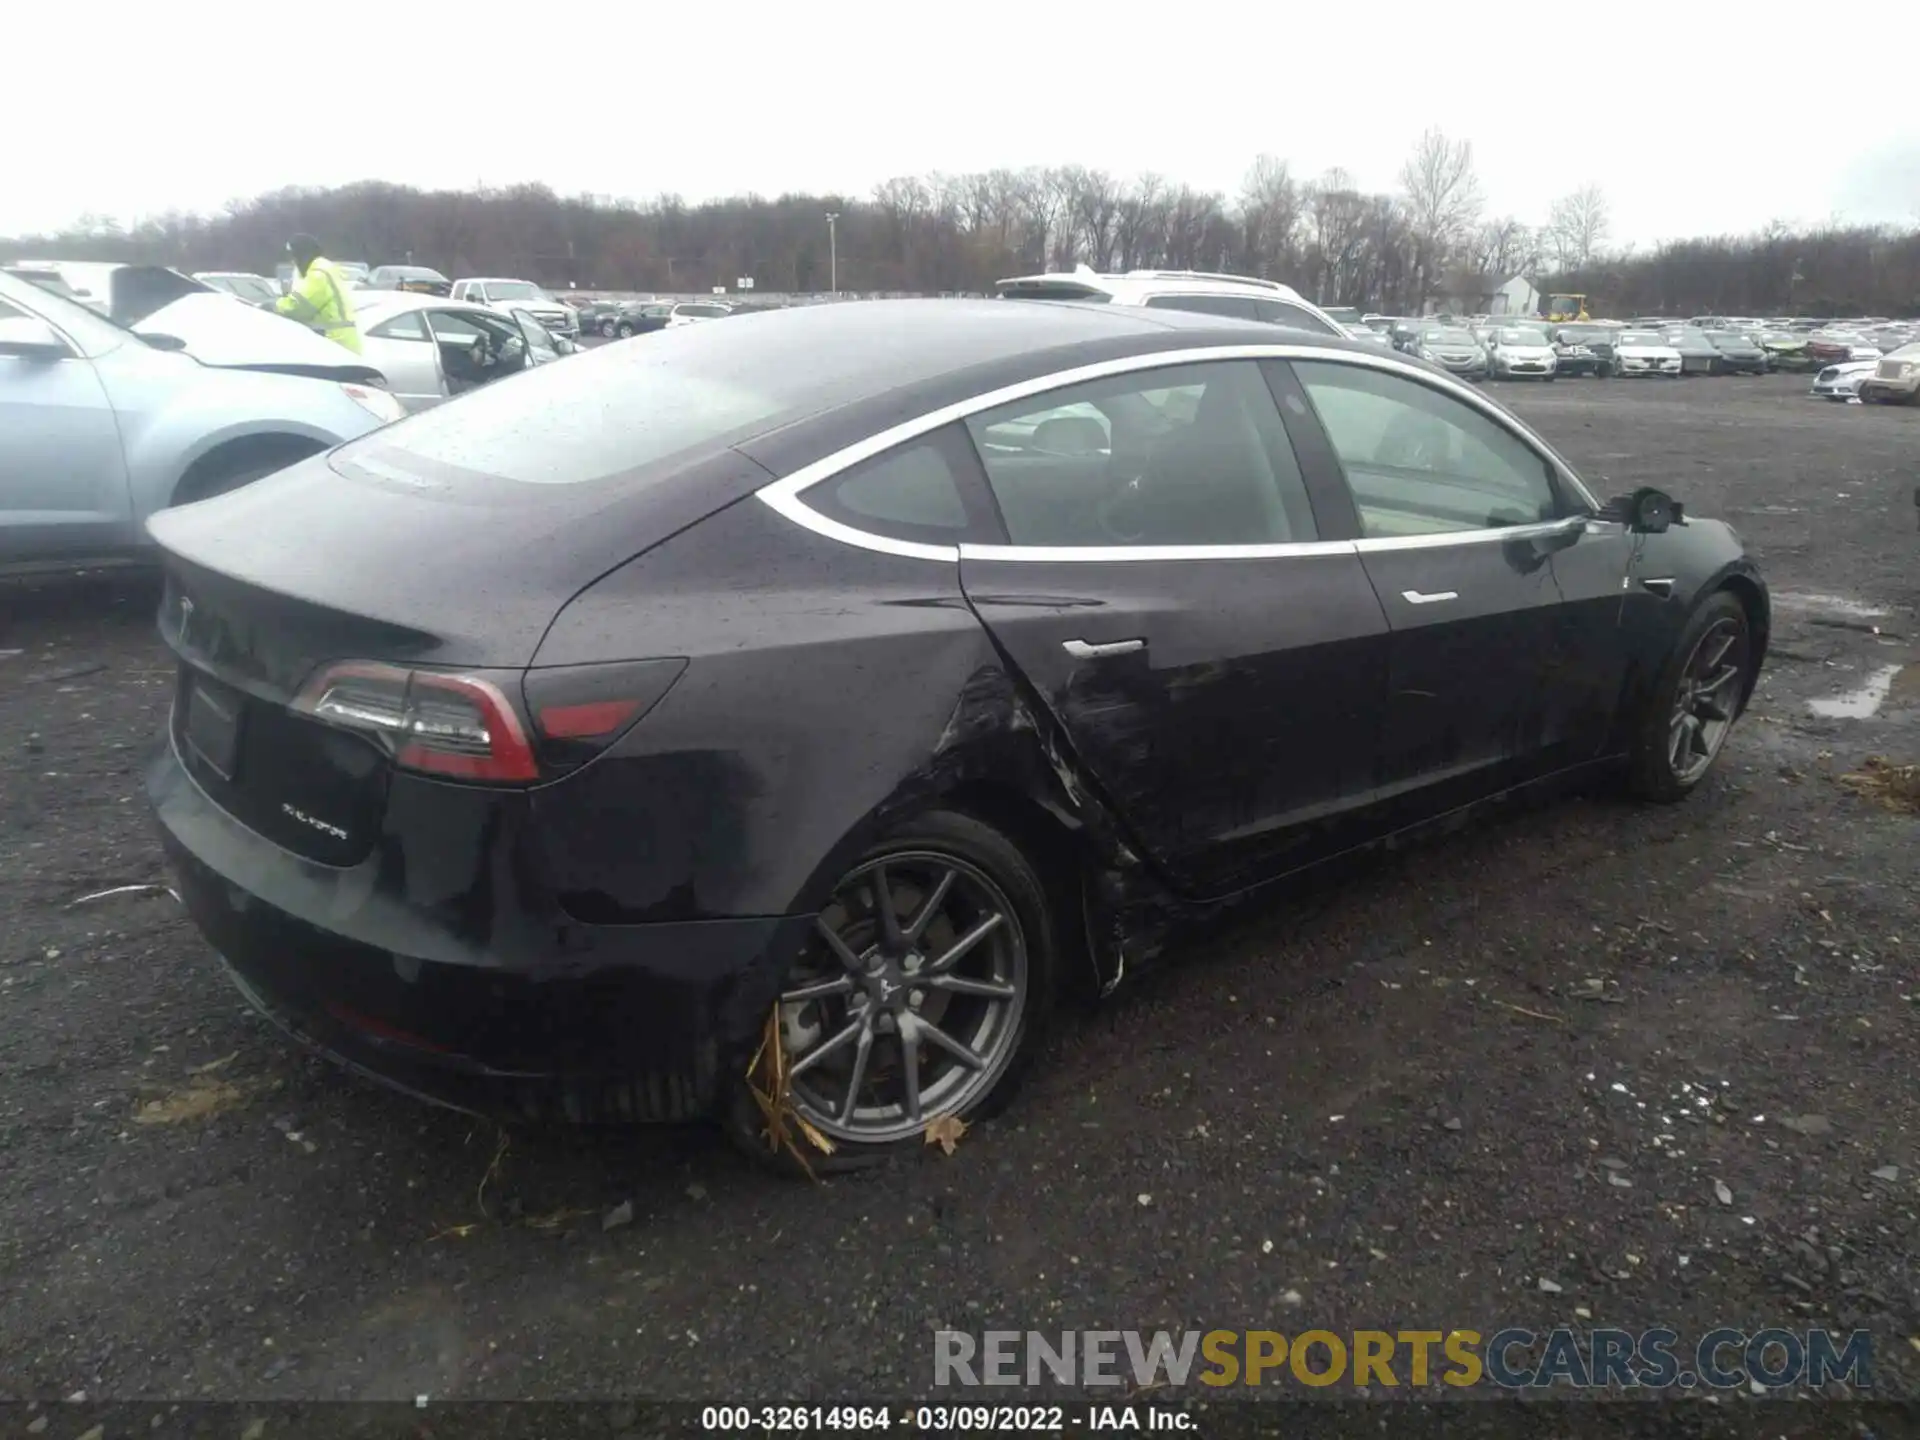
[341,382,406,425]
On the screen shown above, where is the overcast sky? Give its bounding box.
[10,2,1918,246]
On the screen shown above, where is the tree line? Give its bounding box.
[10,130,1917,316]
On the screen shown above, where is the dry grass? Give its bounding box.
[1838,755,1920,814]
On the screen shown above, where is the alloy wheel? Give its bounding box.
[777,851,1028,1145]
[1668,617,1747,785]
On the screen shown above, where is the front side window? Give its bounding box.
[1292,360,1566,539]
[964,360,1319,547]
[427,309,521,347]
[1143,293,1260,320]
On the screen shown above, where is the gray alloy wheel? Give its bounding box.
[616,321,634,338]
[777,849,1031,1146]
[600,318,617,338]
[1630,591,1751,802]
[1666,616,1748,787]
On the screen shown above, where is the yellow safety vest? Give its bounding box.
[274,256,362,354]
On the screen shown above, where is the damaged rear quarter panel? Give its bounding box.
[526,497,1146,1031]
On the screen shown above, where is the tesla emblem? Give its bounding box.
[877,977,901,1002]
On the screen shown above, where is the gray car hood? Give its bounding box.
[134,294,386,385]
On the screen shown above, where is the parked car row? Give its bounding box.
[571,297,736,338]
[1361,311,1920,397]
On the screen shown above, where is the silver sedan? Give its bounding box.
[354,294,577,412]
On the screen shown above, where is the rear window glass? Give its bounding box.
[334,313,891,487]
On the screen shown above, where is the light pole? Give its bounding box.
[824,212,839,297]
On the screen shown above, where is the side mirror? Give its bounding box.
[1617,486,1684,534]
[0,315,72,360]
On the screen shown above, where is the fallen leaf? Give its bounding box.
[1714,1180,1733,1206]
[188,1050,240,1075]
[429,1224,479,1242]
[924,1114,969,1156]
[133,1078,249,1124]
[523,1207,593,1232]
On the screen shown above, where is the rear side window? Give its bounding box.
[1144,293,1260,319]
[803,428,999,546]
[1255,299,1341,335]
[367,311,428,340]
[964,360,1319,547]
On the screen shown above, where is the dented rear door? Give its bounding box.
[953,357,1391,900]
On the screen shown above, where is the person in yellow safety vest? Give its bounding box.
[273,234,362,354]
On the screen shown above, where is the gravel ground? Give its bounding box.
[1,375,1916,1412]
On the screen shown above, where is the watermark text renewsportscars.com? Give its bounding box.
[934,1328,1873,1391]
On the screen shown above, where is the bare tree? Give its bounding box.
[15,164,1920,314]
[1398,129,1483,304]
[1547,185,1610,270]
[1236,154,1302,280]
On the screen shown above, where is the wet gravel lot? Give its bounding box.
[1,375,1916,1412]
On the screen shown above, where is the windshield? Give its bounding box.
[486,281,549,301]
[1669,331,1710,345]
[679,304,730,318]
[217,275,280,305]
[1321,307,1363,325]
[0,271,133,356]
[1496,328,1546,345]
[1424,329,1476,345]
[1618,332,1665,346]
[1705,331,1753,345]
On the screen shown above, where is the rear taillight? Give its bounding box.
[292,657,689,783]
[292,661,539,783]
[522,658,688,772]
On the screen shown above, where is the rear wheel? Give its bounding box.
[616,322,634,338]
[728,810,1057,1172]
[600,319,617,338]
[1628,591,1751,802]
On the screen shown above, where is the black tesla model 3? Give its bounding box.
[145,299,1768,1165]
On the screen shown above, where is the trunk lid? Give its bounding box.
[146,448,642,669]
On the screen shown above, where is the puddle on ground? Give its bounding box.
[1773,592,1891,619]
[1809,664,1904,718]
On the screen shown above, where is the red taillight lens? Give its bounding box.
[522,658,688,772]
[293,661,540,784]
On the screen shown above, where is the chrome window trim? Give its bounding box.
[1351,518,1580,553]
[752,342,1599,563]
[961,539,1358,563]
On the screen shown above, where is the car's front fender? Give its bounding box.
[103,360,383,524]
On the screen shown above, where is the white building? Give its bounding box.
[1484,275,1542,317]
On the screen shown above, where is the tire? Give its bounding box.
[1544,373,1556,383]
[724,808,1059,1174]
[171,438,323,507]
[600,319,617,338]
[1627,590,1752,803]
[616,322,634,338]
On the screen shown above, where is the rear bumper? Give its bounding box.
[147,736,810,1122]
